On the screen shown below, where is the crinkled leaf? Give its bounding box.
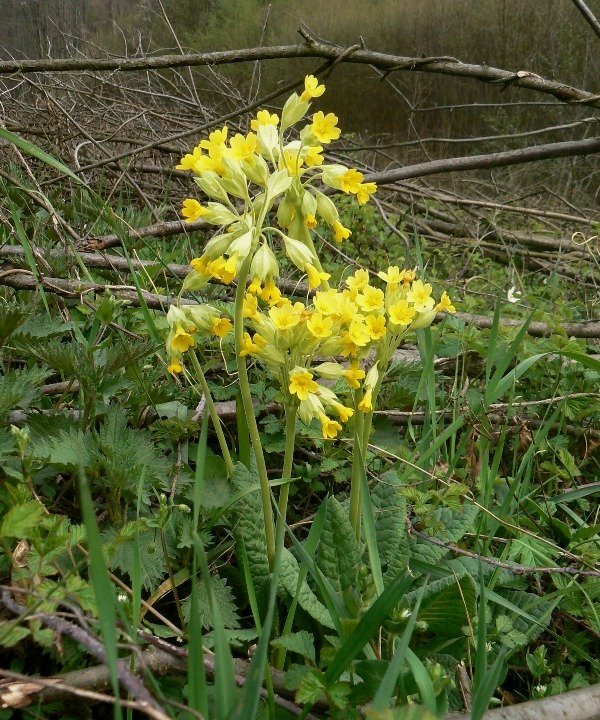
[372,470,408,567]
[280,548,335,629]
[317,496,359,595]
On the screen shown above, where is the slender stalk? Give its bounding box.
[275,404,297,548]
[349,389,365,541]
[188,349,235,478]
[234,256,276,569]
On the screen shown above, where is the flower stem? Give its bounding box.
[188,349,235,478]
[349,388,365,541]
[234,256,276,569]
[275,404,297,550]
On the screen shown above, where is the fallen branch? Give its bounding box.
[2,269,599,337]
[1,40,599,111]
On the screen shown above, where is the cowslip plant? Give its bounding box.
[165,74,456,565]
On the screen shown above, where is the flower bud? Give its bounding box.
[315,190,339,225]
[283,235,317,270]
[267,169,294,199]
[205,203,238,225]
[280,93,310,133]
[194,171,229,203]
[251,242,279,281]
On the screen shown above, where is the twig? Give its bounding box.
[408,524,600,577]
[1,590,171,720]
[2,267,600,337]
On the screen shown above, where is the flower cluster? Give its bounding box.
[174,75,375,297]
[165,75,456,439]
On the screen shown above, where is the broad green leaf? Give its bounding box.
[232,463,270,590]
[317,496,360,595]
[407,573,477,637]
[279,548,336,629]
[271,631,316,663]
[1,501,44,538]
[372,471,409,567]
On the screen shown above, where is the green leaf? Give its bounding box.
[317,496,360,595]
[1,501,44,538]
[0,366,51,417]
[372,471,409,568]
[271,631,316,663]
[409,573,477,637]
[182,574,240,631]
[279,548,336,629]
[323,572,413,686]
[232,462,270,591]
[0,126,83,183]
[295,669,326,705]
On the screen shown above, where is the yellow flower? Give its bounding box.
[347,318,371,347]
[401,268,416,288]
[340,168,364,194]
[181,198,212,223]
[200,126,228,147]
[171,325,196,353]
[206,254,238,285]
[435,291,456,313]
[289,368,319,401]
[167,358,182,374]
[243,293,259,319]
[248,276,262,295]
[377,265,402,291]
[250,110,279,130]
[282,149,305,176]
[406,279,435,312]
[388,298,416,327]
[343,359,366,389]
[311,111,341,143]
[305,213,318,229]
[305,145,324,166]
[365,314,387,340]
[300,75,326,102]
[346,268,370,294]
[225,132,258,162]
[305,264,330,290]
[240,331,264,356]
[176,145,203,171]
[355,285,385,312]
[211,317,233,337]
[307,312,334,339]
[190,255,210,274]
[356,182,377,204]
[262,277,282,305]
[320,413,342,439]
[313,289,339,315]
[337,293,360,323]
[270,302,302,331]
[358,389,373,412]
[333,220,351,243]
[331,402,354,423]
[340,331,358,357]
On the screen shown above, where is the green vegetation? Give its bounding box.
[0,69,599,720]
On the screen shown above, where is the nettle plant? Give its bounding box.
[165,75,455,565]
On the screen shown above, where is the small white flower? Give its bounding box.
[507,286,522,304]
[117,592,128,603]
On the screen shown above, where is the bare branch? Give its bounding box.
[0,41,599,110]
[368,137,600,185]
